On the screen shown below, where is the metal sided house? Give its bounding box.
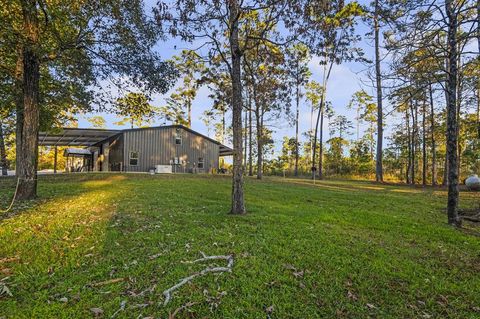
[39,125,233,173]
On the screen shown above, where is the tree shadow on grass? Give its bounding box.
[0,173,236,317]
[0,174,139,316]
[0,174,128,221]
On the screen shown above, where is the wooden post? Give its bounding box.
[53,146,57,174]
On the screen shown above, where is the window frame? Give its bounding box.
[129,151,139,166]
[175,129,182,145]
[197,157,204,169]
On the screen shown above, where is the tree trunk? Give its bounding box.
[477,84,480,141]
[312,102,320,180]
[458,144,462,180]
[0,122,8,176]
[256,109,263,180]
[188,101,192,128]
[443,153,448,186]
[477,82,480,140]
[222,109,226,145]
[294,76,300,177]
[374,0,384,182]
[429,84,437,186]
[243,106,248,167]
[318,104,324,180]
[310,104,314,164]
[406,106,412,184]
[228,0,245,214]
[248,105,253,176]
[249,73,261,180]
[410,103,416,185]
[445,0,461,226]
[15,46,24,178]
[312,95,324,180]
[370,123,374,160]
[415,103,419,184]
[312,61,333,180]
[456,43,463,180]
[477,0,480,140]
[422,101,427,186]
[16,0,41,200]
[477,0,480,141]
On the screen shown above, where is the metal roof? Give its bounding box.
[39,128,121,147]
[219,145,234,156]
[63,148,92,156]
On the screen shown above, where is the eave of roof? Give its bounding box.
[64,148,92,155]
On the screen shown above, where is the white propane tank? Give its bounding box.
[465,174,480,191]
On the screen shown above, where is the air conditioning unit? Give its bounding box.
[155,165,172,174]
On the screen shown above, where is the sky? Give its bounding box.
[77,0,397,157]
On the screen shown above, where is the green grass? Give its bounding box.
[0,173,479,318]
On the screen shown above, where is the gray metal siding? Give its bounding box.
[123,127,219,173]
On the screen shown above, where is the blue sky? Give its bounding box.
[77,0,396,156]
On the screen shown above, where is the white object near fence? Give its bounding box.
[465,174,480,191]
[155,165,172,174]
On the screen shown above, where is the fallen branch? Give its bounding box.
[130,284,156,297]
[111,300,126,318]
[162,252,234,306]
[461,215,480,223]
[192,251,234,268]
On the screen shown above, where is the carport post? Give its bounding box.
[53,146,58,174]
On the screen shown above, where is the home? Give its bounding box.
[39,125,233,173]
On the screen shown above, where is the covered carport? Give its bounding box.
[219,145,234,157]
[38,128,120,173]
[218,145,234,173]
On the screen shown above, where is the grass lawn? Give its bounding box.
[0,173,479,318]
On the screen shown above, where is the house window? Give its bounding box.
[129,151,139,166]
[198,157,204,169]
[175,129,182,145]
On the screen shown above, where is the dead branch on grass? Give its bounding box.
[461,215,480,223]
[162,252,234,306]
[111,300,126,318]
